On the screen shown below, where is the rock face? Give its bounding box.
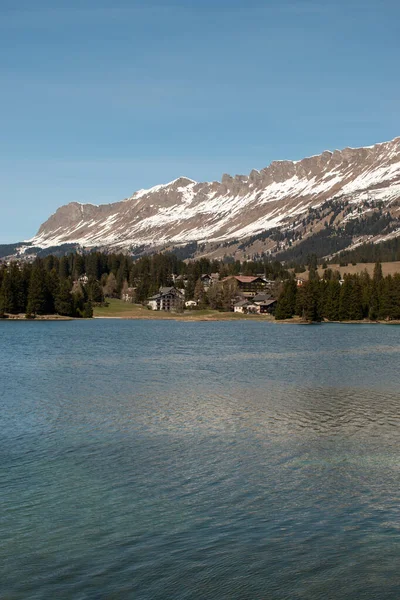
[30,137,400,251]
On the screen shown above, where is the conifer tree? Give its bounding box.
[369,261,383,319]
[275,278,297,319]
[0,267,17,314]
[302,280,322,322]
[27,260,51,315]
[55,280,74,316]
[323,280,341,321]
[59,255,70,280]
[87,279,104,303]
[373,260,383,284]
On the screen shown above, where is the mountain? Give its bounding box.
[25,136,400,260]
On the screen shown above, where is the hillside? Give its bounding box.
[15,136,400,261]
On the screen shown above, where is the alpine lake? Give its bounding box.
[1,319,399,599]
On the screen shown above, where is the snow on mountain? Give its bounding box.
[28,137,400,251]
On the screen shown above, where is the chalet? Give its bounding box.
[252,292,272,303]
[200,274,213,288]
[255,298,277,314]
[200,273,220,289]
[234,296,277,314]
[223,275,267,297]
[147,287,184,312]
[172,274,189,287]
[233,299,258,314]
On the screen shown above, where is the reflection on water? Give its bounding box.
[0,320,399,599]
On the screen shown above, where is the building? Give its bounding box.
[233,299,258,314]
[200,274,213,288]
[252,292,272,303]
[172,274,189,287]
[223,275,267,297]
[147,287,184,311]
[200,273,220,289]
[255,298,277,314]
[234,297,277,314]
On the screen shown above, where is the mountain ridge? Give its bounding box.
[25,136,400,259]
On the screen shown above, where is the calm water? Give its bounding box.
[0,320,399,599]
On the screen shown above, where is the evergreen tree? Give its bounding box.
[369,261,383,319]
[339,276,363,321]
[373,260,383,284]
[27,260,52,315]
[275,278,297,319]
[82,302,93,318]
[87,279,104,303]
[0,265,19,314]
[55,280,74,316]
[59,255,70,280]
[73,254,86,278]
[323,280,341,321]
[302,281,322,322]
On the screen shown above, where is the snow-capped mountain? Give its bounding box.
[28,136,400,256]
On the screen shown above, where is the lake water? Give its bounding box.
[0,320,399,599]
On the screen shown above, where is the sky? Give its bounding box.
[1,0,399,243]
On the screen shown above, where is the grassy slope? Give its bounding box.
[93,299,274,321]
[295,261,400,280]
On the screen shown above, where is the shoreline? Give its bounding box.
[2,312,400,325]
[1,314,74,321]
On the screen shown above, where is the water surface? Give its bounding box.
[1,321,399,599]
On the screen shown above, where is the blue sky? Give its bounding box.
[1,0,399,242]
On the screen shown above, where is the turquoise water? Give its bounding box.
[0,320,399,599]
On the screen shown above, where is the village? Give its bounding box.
[124,274,280,315]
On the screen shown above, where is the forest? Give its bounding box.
[3,249,400,322]
[0,252,288,318]
[275,262,400,321]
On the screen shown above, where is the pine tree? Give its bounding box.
[0,268,16,314]
[82,302,93,318]
[303,281,322,322]
[55,280,74,316]
[323,280,341,321]
[373,260,383,284]
[73,254,85,279]
[369,261,383,319]
[275,278,297,319]
[27,260,52,316]
[59,256,70,280]
[339,276,363,321]
[87,279,104,303]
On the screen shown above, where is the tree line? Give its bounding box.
[0,259,94,318]
[275,262,400,321]
[0,252,288,317]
